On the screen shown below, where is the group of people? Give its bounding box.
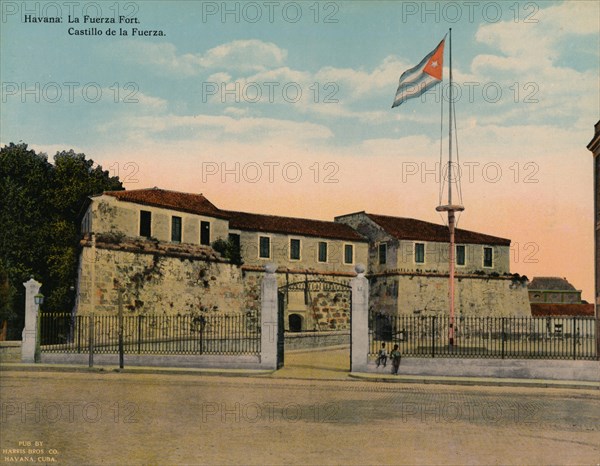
[375,342,401,375]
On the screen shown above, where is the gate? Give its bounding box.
[277,291,285,369]
[277,278,352,369]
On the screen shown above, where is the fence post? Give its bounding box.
[118,288,124,369]
[350,265,369,372]
[501,317,506,359]
[137,316,142,354]
[199,317,205,355]
[88,315,94,368]
[572,318,576,361]
[431,316,436,358]
[77,316,81,353]
[21,278,42,363]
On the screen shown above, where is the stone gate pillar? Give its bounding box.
[22,278,42,363]
[260,263,278,370]
[351,264,369,372]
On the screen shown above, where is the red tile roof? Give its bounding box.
[530,303,594,317]
[364,213,511,246]
[226,210,368,242]
[103,188,229,219]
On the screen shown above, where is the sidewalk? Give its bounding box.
[2,347,598,390]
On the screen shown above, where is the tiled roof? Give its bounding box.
[530,303,594,317]
[103,188,229,219]
[226,210,368,242]
[528,277,578,291]
[364,213,511,246]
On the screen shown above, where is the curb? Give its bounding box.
[0,363,275,378]
[348,373,600,390]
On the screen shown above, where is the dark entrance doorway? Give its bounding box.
[288,314,303,332]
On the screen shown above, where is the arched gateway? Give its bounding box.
[276,279,353,369]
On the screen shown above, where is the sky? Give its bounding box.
[1,0,598,301]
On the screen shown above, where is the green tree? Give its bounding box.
[0,143,123,338]
[211,238,243,266]
[0,261,16,340]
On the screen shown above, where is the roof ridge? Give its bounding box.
[225,209,346,225]
[105,187,205,197]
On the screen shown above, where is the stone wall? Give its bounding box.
[243,269,354,331]
[370,273,531,317]
[0,341,21,362]
[76,236,254,317]
[285,330,350,350]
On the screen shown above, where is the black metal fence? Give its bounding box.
[40,313,260,356]
[369,314,597,360]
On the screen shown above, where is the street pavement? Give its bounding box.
[1,348,599,465]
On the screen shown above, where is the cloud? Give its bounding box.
[114,39,288,76]
[100,112,333,146]
[468,1,599,127]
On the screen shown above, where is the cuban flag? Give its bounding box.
[392,37,445,108]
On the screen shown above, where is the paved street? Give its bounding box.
[1,349,599,465]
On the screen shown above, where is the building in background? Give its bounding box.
[586,121,600,311]
[528,277,583,305]
[528,276,594,328]
[586,120,600,357]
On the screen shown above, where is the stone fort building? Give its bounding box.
[75,187,530,330]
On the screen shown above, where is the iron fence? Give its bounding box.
[40,312,260,356]
[369,314,597,360]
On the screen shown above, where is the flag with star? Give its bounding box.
[392,37,446,108]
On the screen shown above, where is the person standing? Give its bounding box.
[390,344,401,375]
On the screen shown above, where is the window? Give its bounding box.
[456,245,466,266]
[140,210,151,237]
[415,243,425,264]
[290,239,301,260]
[82,212,91,233]
[228,233,240,250]
[483,247,493,268]
[171,216,182,242]
[378,243,387,265]
[344,244,354,264]
[259,236,271,259]
[318,242,328,263]
[200,221,210,246]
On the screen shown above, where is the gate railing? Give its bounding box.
[40,312,261,356]
[369,314,597,360]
